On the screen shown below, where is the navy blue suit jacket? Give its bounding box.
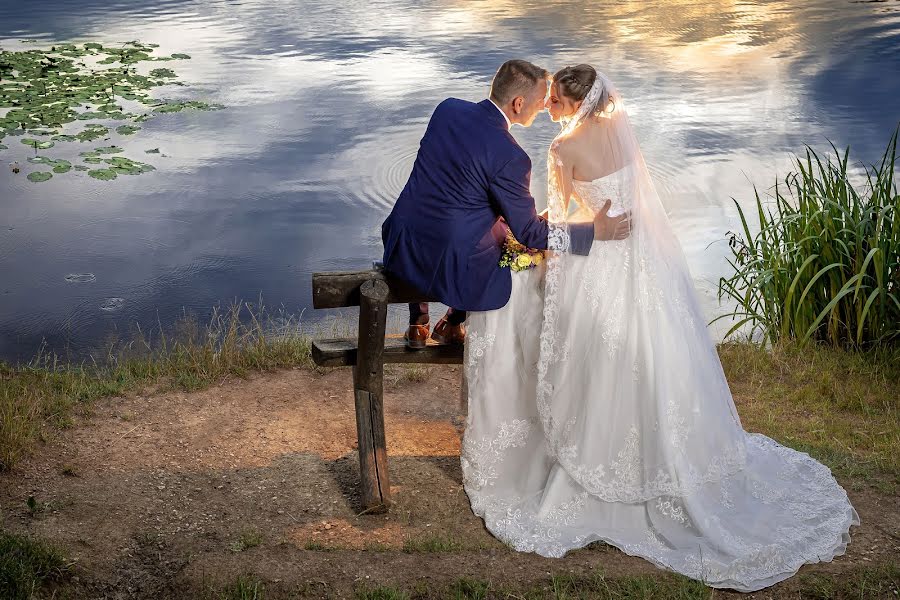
[381,98,594,311]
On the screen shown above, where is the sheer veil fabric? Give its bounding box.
[460,71,859,592]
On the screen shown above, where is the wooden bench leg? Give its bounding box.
[353,279,391,511]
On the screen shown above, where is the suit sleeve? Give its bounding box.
[488,152,594,256]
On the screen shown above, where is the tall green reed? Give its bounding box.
[715,128,900,348]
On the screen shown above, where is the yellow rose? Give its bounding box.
[531,252,543,265]
[516,254,532,269]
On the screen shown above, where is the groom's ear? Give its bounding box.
[512,95,525,114]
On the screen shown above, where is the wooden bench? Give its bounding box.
[311,268,463,512]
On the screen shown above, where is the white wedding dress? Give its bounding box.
[460,72,859,592]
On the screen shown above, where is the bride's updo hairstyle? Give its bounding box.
[553,64,596,103]
[553,64,616,118]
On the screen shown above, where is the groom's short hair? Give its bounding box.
[490,60,549,105]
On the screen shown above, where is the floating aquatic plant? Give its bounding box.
[26,171,52,182]
[88,168,117,180]
[0,40,224,182]
[20,139,54,150]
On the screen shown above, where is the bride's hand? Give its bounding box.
[593,199,632,241]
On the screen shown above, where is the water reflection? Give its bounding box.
[1,0,898,362]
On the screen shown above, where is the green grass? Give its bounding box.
[795,562,899,599]
[717,342,900,490]
[304,540,332,551]
[0,530,71,600]
[385,363,430,385]
[230,528,263,553]
[0,301,314,471]
[354,572,711,600]
[202,574,266,600]
[716,128,900,348]
[402,533,463,553]
[356,587,411,600]
[350,565,900,599]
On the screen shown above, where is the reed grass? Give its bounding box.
[716,128,900,348]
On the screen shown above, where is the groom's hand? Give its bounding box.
[593,200,632,241]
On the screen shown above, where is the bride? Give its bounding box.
[460,65,859,592]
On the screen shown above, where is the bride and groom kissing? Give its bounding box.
[381,60,858,592]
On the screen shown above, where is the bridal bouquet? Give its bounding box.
[499,230,545,272]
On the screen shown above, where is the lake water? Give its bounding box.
[2,0,899,363]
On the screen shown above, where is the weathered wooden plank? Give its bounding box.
[353,279,391,511]
[311,269,438,308]
[312,336,464,367]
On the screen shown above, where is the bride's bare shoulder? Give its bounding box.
[550,136,578,162]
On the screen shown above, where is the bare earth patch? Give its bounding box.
[1,365,897,598]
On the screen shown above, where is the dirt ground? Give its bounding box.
[1,365,897,599]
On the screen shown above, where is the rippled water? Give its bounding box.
[2,0,899,362]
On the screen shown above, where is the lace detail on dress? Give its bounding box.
[555,431,747,503]
[655,496,691,526]
[469,490,591,559]
[461,418,534,489]
[466,332,496,367]
[571,170,634,216]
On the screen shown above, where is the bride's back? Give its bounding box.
[561,117,633,182]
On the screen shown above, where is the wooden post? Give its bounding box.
[353,279,391,511]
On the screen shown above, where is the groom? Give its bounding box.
[382,60,630,349]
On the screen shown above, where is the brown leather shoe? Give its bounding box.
[431,317,465,345]
[404,324,430,350]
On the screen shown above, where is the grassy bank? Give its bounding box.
[719,342,900,491]
[348,565,900,599]
[171,563,900,598]
[2,308,898,485]
[0,303,314,471]
[1,322,898,598]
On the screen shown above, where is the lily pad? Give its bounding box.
[88,168,117,180]
[76,126,109,142]
[27,171,52,182]
[27,156,55,164]
[95,145,124,154]
[145,148,160,153]
[0,42,218,180]
[115,125,141,135]
[82,157,103,164]
[20,138,54,150]
[103,156,156,174]
[74,164,89,171]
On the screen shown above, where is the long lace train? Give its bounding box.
[461,268,859,592]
